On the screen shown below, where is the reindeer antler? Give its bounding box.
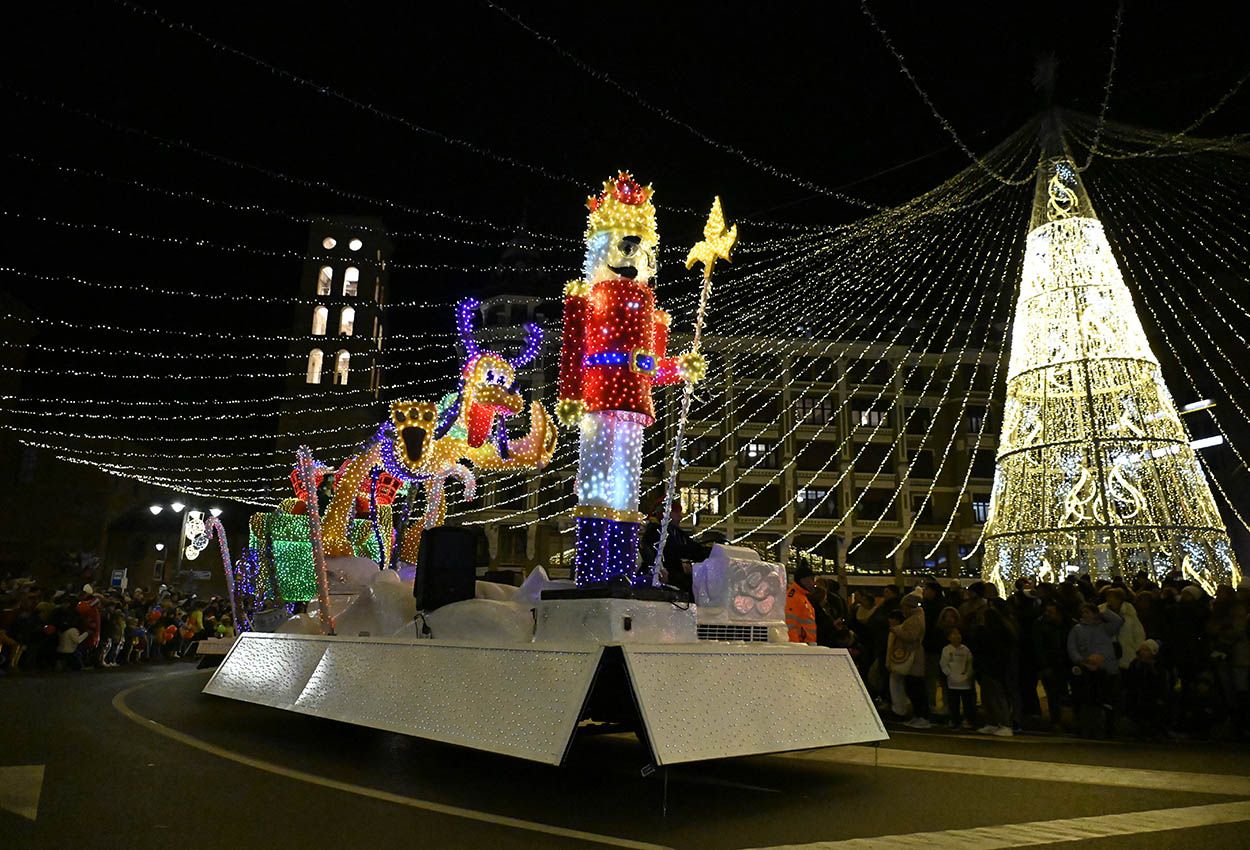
[509,322,543,369]
[455,298,481,361]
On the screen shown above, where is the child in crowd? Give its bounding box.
[940,627,976,730]
[1124,639,1172,737]
[56,622,88,670]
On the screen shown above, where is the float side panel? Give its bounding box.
[622,645,887,765]
[204,633,327,709]
[204,634,602,765]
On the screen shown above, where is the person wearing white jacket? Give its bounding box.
[940,627,976,729]
[1102,589,1147,670]
[56,625,88,671]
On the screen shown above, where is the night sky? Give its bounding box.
[2,1,1249,508]
[7,3,1247,298]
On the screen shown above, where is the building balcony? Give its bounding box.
[850,518,904,532]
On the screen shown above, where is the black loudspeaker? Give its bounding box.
[413,525,486,611]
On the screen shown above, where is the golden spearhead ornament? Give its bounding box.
[685,196,738,281]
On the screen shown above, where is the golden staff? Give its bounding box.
[650,197,737,585]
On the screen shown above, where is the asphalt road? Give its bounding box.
[3,663,1250,849]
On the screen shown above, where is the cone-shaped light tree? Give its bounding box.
[982,122,1240,592]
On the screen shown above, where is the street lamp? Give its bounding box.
[155,543,165,552]
[209,507,223,518]
[149,505,163,515]
[170,501,186,513]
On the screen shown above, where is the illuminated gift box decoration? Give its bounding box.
[248,509,383,603]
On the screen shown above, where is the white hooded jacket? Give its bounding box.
[1101,600,1146,669]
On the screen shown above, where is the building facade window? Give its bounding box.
[306,348,324,384]
[968,405,989,432]
[737,353,783,381]
[856,408,888,427]
[736,483,781,516]
[739,440,779,469]
[908,449,936,478]
[857,490,894,521]
[742,392,782,423]
[904,366,931,392]
[911,496,935,524]
[796,439,838,471]
[338,306,355,336]
[971,450,997,478]
[679,486,721,520]
[311,305,328,336]
[343,266,360,296]
[334,350,350,385]
[348,237,363,252]
[316,266,333,296]
[498,526,527,562]
[853,441,891,473]
[972,495,992,523]
[849,359,891,385]
[683,436,720,466]
[797,487,837,518]
[798,396,836,424]
[905,406,931,435]
[321,236,336,250]
[792,356,834,383]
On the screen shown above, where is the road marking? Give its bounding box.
[0,764,44,821]
[113,681,671,850]
[781,744,1250,796]
[743,799,1250,849]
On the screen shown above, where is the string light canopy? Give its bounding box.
[6,87,1250,573]
[981,117,1241,591]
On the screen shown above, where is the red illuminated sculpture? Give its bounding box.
[557,172,705,585]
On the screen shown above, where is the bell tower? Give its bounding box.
[277,216,393,462]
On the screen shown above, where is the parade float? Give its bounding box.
[204,173,886,768]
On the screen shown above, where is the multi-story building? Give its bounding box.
[461,295,1002,588]
[277,217,393,463]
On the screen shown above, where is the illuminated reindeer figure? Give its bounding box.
[323,299,557,564]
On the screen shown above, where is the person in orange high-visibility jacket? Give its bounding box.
[786,561,819,643]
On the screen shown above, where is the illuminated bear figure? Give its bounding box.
[557,172,705,585]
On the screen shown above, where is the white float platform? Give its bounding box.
[203,632,886,766]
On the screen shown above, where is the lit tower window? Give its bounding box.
[338,306,355,336]
[334,350,350,385]
[343,266,359,296]
[348,237,363,251]
[311,305,328,336]
[322,236,337,250]
[306,349,323,384]
[316,266,333,296]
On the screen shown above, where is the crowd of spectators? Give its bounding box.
[9,566,1250,743]
[794,568,1250,740]
[0,576,232,673]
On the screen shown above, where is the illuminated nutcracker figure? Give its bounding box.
[557,172,705,585]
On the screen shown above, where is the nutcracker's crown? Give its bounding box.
[585,171,658,244]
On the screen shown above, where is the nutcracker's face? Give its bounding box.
[584,229,657,285]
